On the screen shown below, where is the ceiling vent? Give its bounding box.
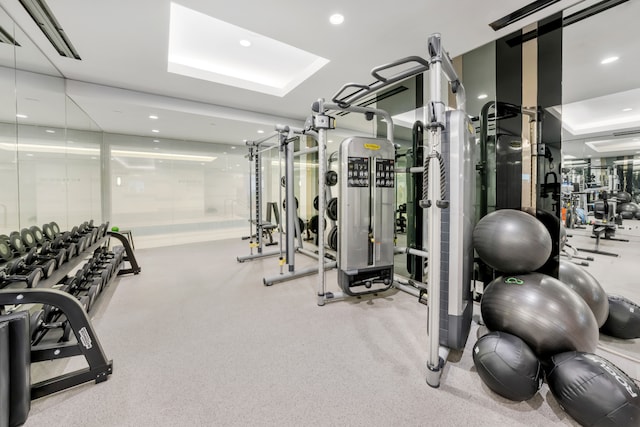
[489,0,561,31]
[613,129,640,137]
[19,0,81,59]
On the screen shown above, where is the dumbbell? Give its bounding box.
[0,236,13,263]
[0,259,42,288]
[30,308,72,344]
[50,236,77,261]
[86,256,115,286]
[7,231,28,256]
[21,247,57,278]
[39,241,67,268]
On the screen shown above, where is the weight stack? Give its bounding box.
[338,137,395,295]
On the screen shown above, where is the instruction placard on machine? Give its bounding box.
[375,159,395,188]
[347,157,369,187]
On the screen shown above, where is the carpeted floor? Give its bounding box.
[24,234,638,427]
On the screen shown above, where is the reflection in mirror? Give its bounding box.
[0,8,16,233]
[560,1,640,361]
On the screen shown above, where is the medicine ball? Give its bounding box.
[481,273,599,358]
[473,209,552,274]
[558,260,609,327]
[600,295,640,339]
[472,331,542,401]
[546,352,640,427]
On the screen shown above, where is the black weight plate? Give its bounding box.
[43,259,56,278]
[30,226,44,244]
[328,226,338,251]
[280,176,286,187]
[50,222,60,235]
[327,198,338,221]
[9,232,25,254]
[309,215,326,234]
[313,196,319,211]
[5,260,19,275]
[29,310,44,341]
[325,170,338,186]
[0,241,12,262]
[42,223,55,241]
[24,248,37,265]
[27,269,42,288]
[21,228,37,248]
[0,234,8,243]
[282,197,299,210]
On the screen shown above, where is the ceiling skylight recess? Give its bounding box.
[168,2,329,97]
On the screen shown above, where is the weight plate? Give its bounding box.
[24,247,37,265]
[42,223,55,241]
[5,260,19,275]
[325,170,338,186]
[21,228,37,248]
[29,309,44,341]
[27,269,42,288]
[50,221,60,235]
[9,232,25,254]
[282,197,299,210]
[0,234,8,243]
[0,241,12,262]
[70,225,78,236]
[43,259,56,278]
[328,226,338,251]
[327,197,338,221]
[30,226,45,244]
[313,196,319,211]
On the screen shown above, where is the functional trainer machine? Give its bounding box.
[316,33,475,388]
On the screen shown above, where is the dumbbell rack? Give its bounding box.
[0,228,140,400]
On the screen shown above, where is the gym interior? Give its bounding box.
[0,1,639,426]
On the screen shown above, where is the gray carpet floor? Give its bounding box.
[24,234,639,427]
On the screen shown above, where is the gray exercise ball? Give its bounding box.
[558,260,609,327]
[481,272,599,358]
[473,209,552,274]
[559,222,567,251]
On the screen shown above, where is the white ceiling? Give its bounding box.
[0,0,637,157]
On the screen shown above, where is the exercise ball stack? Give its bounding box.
[558,260,609,327]
[546,352,640,426]
[472,209,638,425]
[617,202,638,220]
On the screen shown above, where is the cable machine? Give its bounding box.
[313,33,474,388]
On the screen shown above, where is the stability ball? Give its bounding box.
[600,295,640,339]
[546,352,640,427]
[473,331,542,401]
[618,202,638,219]
[558,260,609,327]
[635,210,640,220]
[481,273,599,358]
[615,191,632,203]
[473,209,552,274]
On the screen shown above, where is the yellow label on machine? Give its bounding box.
[249,242,258,248]
[364,143,380,151]
[279,258,286,266]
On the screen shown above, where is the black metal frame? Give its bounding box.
[107,231,141,276]
[0,288,113,399]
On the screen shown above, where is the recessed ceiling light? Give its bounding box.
[478,94,488,100]
[16,114,27,119]
[149,115,159,119]
[153,139,159,143]
[239,39,251,47]
[328,140,333,143]
[231,146,236,149]
[152,129,160,133]
[257,130,264,134]
[329,13,344,25]
[26,153,33,157]
[622,108,632,112]
[600,56,619,64]
[45,129,55,133]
